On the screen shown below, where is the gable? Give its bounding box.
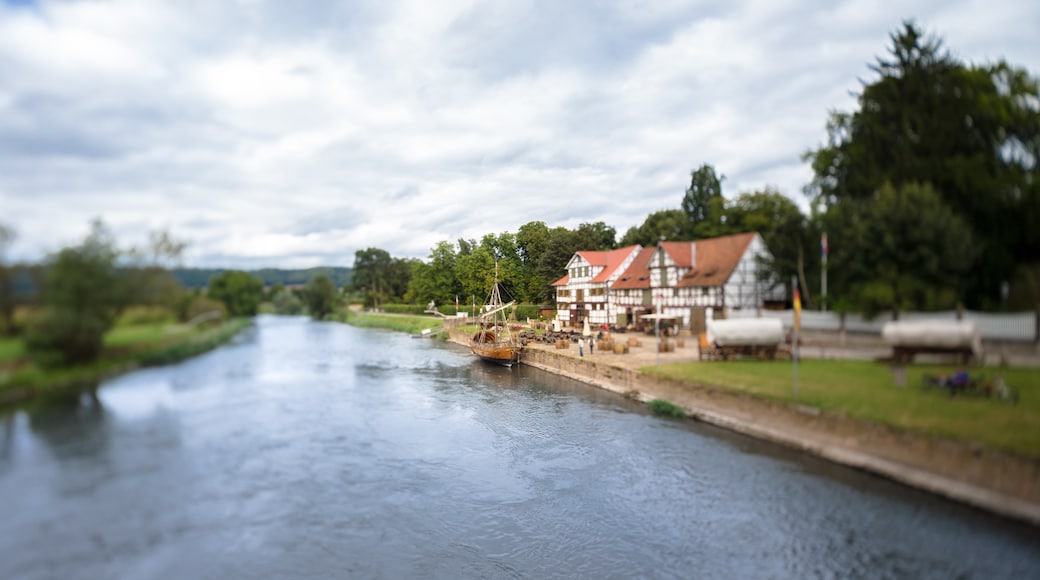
[590,245,641,283]
[677,232,757,288]
[611,247,656,289]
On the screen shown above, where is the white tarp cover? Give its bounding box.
[881,320,983,356]
[706,318,783,347]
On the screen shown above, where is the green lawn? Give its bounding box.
[1,321,188,362]
[104,323,181,347]
[0,337,23,363]
[645,359,1040,460]
[338,310,444,335]
[1,319,250,405]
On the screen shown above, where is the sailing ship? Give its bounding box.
[470,264,523,367]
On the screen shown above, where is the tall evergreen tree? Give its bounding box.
[681,163,725,237]
[805,21,1040,308]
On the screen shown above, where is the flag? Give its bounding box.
[821,233,828,260]
[793,288,802,330]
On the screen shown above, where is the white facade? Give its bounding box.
[556,233,785,330]
[555,246,641,329]
[647,243,696,325]
[721,234,786,309]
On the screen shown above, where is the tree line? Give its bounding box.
[171,267,353,289]
[0,221,341,369]
[353,21,1040,315]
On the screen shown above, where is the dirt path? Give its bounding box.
[450,330,1040,525]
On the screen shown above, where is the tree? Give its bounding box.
[823,182,976,315]
[681,163,725,237]
[0,224,15,335]
[351,247,392,308]
[725,188,814,305]
[385,257,418,302]
[619,209,689,246]
[517,221,551,303]
[573,222,617,250]
[271,289,303,315]
[24,220,126,367]
[536,227,584,305]
[405,241,459,307]
[516,222,588,304]
[303,274,337,320]
[805,21,1040,307]
[207,271,263,317]
[456,245,496,305]
[124,228,188,309]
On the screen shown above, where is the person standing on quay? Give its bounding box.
[578,337,585,357]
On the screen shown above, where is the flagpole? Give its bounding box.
[821,233,828,312]
[792,275,800,397]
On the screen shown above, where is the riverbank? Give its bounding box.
[447,329,1040,526]
[0,318,252,410]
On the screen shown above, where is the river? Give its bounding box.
[1,315,1038,579]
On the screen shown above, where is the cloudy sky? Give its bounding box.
[2,0,1038,269]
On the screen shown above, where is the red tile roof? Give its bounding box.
[611,247,656,289]
[590,245,641,283]
[554,245,640,286]
[608,233,758,290]
[576,250,609,267]
[677,232,756,288]
[659,241,694,267]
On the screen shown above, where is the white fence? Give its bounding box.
[727,309,1038,342]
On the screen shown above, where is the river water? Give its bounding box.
[1,315,1037,579]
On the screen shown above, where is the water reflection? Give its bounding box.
[28,388,109,459]
[0,316,1037,579]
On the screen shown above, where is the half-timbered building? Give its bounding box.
[552,245,641,329]
[553,232,784,330]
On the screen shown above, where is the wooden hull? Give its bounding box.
[470,330,521,366]
[470,342,522,366]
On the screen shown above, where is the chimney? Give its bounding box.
[690,241,696,268]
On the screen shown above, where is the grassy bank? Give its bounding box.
[0,318,251,408]
[647,359,1040,460]
[336,309,445,336]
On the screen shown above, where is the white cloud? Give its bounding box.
[1,0,1037,268]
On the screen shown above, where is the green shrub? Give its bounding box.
[177,295,227,323]
[117,306,174,326]
[207,271,263,317]
[138,319,249,366]
[381,304,430,315]
[647,398,688,419]
[24,308,108,368]
[514,304,542,321]
[272,291,304,315]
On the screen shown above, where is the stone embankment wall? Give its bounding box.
[516,341,1040,527]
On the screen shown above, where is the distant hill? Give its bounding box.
[172,267,353,289]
